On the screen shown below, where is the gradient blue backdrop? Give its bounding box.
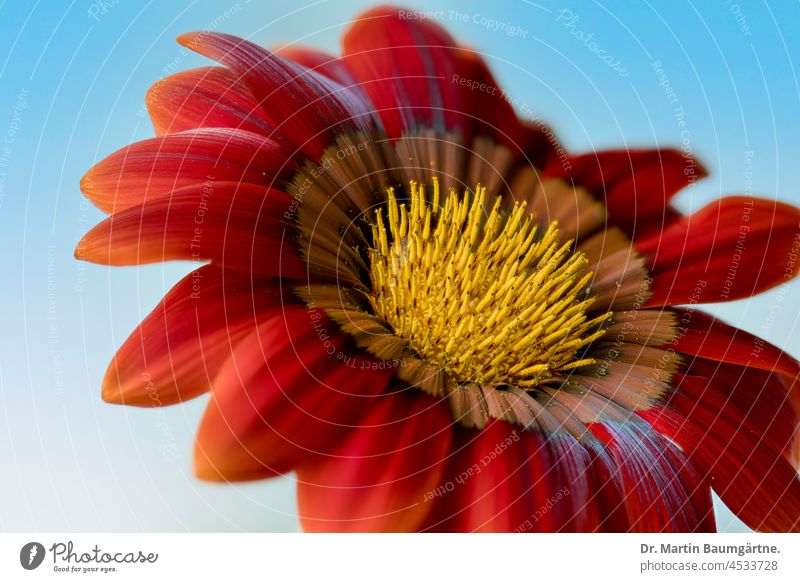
[1,0,798,532]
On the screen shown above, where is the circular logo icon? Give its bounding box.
[20,542,46,570]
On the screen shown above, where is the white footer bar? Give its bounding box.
[2,533,798,581]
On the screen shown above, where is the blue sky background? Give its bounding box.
[0,0,798,532]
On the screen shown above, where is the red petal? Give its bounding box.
[547,149,706,236]
[81,128,293,214]
[178,32,374,159]
[146,66,275,136]
[667,308,800,382]
[274,46,377,126]
[642,381,800,532]
[296,390,452,532]
[275,46,362,89]
[450,48,521,149]
[681,359,799,464]
[638,196,800,306]
[75,182,306,278]
[421,422,602,532]
[516,120,562,172]
[342,6,464,138]
[194,307,393,481]
[588,422,715,532]
[103,266,288,406]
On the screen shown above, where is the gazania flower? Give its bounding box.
[76,5,800,532]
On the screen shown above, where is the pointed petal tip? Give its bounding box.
[192,436,282,483]
[73,227,106,264]
[100,386,124,405]
[100,370,148,407]
[79,169,94,197]
[176,32,201,48]
[192,446,228,482]
[79,168,114,215]
[100,374,138,406]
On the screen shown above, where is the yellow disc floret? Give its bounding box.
[367,179,610,388]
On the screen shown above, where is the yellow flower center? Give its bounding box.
[367,179,611,388]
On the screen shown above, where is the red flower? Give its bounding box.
[76,5,800,532]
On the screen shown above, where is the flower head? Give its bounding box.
[77,5,800,532]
